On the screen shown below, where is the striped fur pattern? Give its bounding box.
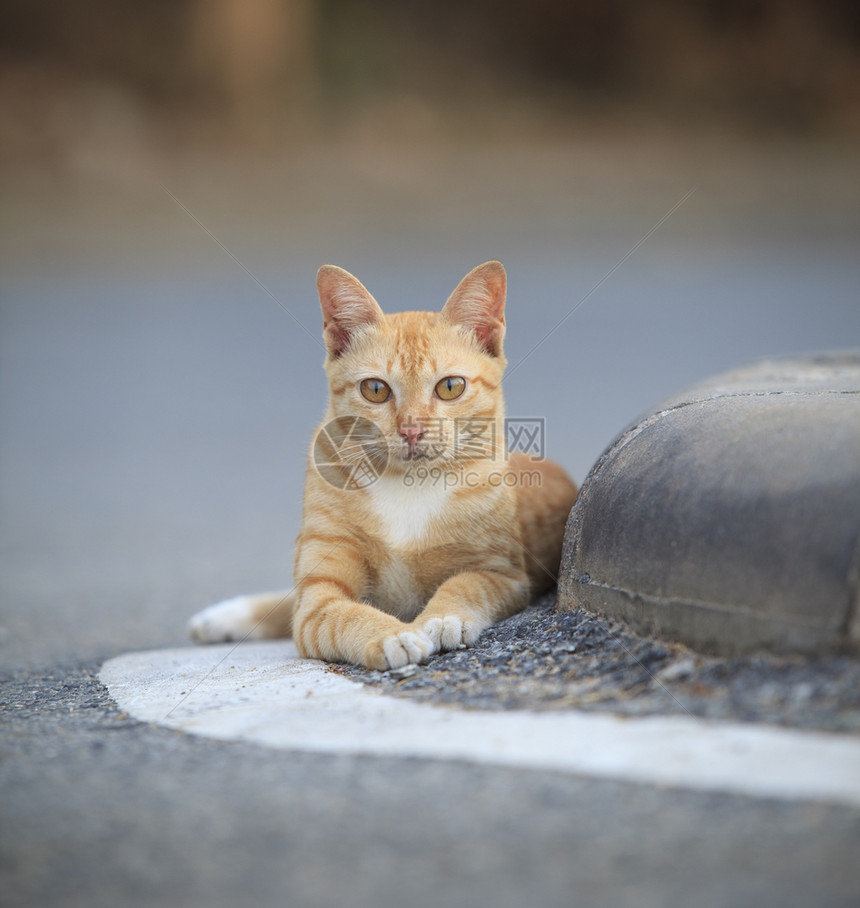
[189,261,578,669]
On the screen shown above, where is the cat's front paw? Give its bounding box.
[188,596,259,644]
[375,630,434,671]
[423,616,481,653]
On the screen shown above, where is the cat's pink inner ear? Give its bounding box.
[317,265,384,358]
[441,261,507,357]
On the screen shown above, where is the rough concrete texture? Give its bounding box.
[557,352,860,656]
[346,595,860,734]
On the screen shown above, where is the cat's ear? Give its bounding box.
[441,260,506,357]
[317,265,385,358]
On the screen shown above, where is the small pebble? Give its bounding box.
[656,657,697,683]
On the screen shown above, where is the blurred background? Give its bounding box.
[1,0,859,666]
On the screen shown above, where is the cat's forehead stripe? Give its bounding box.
[468,375,498,390]
[329,380,351,397]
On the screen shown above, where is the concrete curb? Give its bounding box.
[558,352,860,656]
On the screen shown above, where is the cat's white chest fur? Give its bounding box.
[365,474,451,548]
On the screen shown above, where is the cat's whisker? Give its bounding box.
[323,439,379,452]
[453,443,499,459]
[327,440,383,455]
[331,441,379,455]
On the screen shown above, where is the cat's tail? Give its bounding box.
[188,590,296,644]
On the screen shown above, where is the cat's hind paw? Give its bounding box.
[380,630,434,670]
[188,596,260,644]
[423,616,481,652]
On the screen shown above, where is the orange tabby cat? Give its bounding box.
[189,261,577,669]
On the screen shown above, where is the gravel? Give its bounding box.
[337,593,860,734]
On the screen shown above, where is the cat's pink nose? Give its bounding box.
[399,422,425,449]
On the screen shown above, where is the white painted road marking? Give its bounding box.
[100,641,860,808]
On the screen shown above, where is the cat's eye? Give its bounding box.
[435,376,466,400]
[359,378,391,403]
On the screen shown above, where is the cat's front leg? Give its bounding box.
[294,579,434,670]
[417,569,531,653]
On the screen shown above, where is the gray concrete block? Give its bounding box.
[558,352,860,656]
